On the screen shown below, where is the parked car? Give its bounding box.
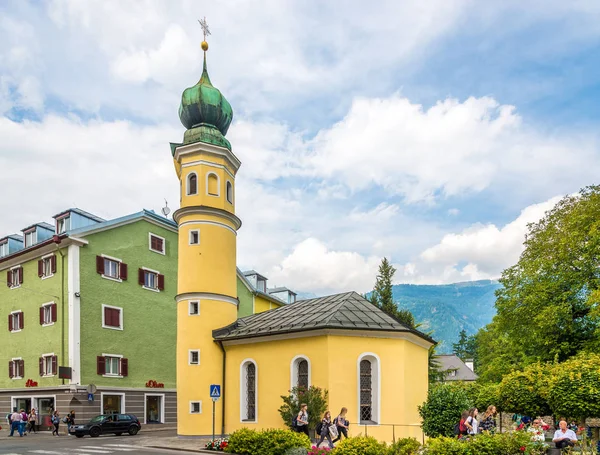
[69,414,141,438]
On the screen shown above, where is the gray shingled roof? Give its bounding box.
[437,354,478,381]
[213,291,436,343]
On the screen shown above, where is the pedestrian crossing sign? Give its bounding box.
[210,384,221,400]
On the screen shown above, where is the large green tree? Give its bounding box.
[477,186,600,377]
[452,329,477,362]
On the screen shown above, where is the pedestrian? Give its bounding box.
[6,409,12,432]
[28,409,37,433]
[9,409,23,437]
[296,403,309,437]
[465,407,479,435]
[332,407,349,443]
[480,405,497,433]
[317,411,335,449]
[19,409,27,436]
[51,410,60,436]
[66,409,75,435]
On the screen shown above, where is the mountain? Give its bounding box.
[390,280,501,353]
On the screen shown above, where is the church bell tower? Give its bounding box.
[171,19,241,436]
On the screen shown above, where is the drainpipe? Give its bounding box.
[217,340,226,437]
[53,236,65,385]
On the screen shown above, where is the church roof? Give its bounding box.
[213,291,435,344]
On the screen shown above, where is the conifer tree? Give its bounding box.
[370,258,416,329]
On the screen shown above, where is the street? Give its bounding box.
[0,430,184,455]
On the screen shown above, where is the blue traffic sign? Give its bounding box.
[210,384,221,399]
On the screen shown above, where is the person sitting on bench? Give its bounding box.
[552,420,577,450]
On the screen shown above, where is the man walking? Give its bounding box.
[9,409,23,437]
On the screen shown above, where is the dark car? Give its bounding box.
[69,413,141,438]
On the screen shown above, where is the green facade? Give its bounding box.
[78,220,178,388]
[237,277,254,318]
[0,249,68,389]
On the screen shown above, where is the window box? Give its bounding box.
[39,354,57,377]
[9,311,24,332]
[6,266,23,289]
[138,268,164,292]
[96,255,128,282]
[149,233,166,255]
[39,303,57,326]
[102,305,123,330]
[97,354,128,377]
[9,358,24,379]
[38,255,57,279]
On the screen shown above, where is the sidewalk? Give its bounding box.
[135,435,214,453]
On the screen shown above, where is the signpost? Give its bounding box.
[210,384,221,444]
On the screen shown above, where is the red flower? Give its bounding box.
[520,446,526,452]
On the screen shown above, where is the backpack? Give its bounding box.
[315,421,323,435]
[62,416,68,423]
[291,415,298,429]
[454,422,461,436]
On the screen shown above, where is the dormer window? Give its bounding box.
[24,230,37,247]
[257,278,266,293]
[0,242,7,257]
[56,216,70,234]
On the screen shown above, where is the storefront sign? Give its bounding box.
[25,379,38,387]
[145,380,164,388]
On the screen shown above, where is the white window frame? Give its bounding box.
[187,172,198,196]
[24,230,37,248]
[357,352,381,425]
[240,358,258,423]
[0,241,8,257]
[10,357,23,379]
[189,301,200,316]
[102,353,124,378]
[56,216,70,234]
[226,180,233,204]
[9,265,22,289]
[144,393,165,424]
[100,392,126,414]
[10,310,22,332]
[41,352,56,377]
[189,229,200,245]
[188,350,200,365]
[41,253,54,279]
[206,172,220,197]
[41,302,55,327]
[102,304,123,331]
[148,233,166,255]
[142,267,160,292]
[290,355,311,390]
[190,401,202,414]
[101,254,122,283]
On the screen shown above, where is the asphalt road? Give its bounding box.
[0,431,183,455]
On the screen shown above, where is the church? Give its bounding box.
[170,27,434,443]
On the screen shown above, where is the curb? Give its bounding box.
[147,446,219,454]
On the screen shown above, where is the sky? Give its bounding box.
[1,0,600,295]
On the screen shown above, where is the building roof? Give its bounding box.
[69,209,177,236]
[52,208,105,222]
[22,222,54,232]
[268,286,297,296]
[214,291,436,343]
[437,354,478,381]
[242,269,268,281]
[237,268,286,305]
[0,234,23,243]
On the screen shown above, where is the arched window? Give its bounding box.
[187,173,197,195]
[241,359,257,422]
[207,173,219,196]
[226,181,233,204]
[290,356,311,390]
[357,353,380,424]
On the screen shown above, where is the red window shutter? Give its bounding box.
[119,262,128,280]
[104,306,109,325]
[52,356,57,375]
[120,358,128,377]
[51,303,57,323]
[39,306,45,325]
[51,255,57,274]
[8,314,12,332]
[158,274,165,291]
[138,268,145,285]
[19,359,24,377]
[39,357,44,376]
[19,267,23,284]
[6,271,11,287]
[19,311,24,330]
[9,361,13,379]
[38,260,44,277]
[97,356,105,375]
[96,256,104,274]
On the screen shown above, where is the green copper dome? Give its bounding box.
[178,54,233,149]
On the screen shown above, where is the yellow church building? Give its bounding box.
[169,30,434,443]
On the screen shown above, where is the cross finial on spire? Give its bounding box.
[198,17,211,42]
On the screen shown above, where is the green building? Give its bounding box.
[0,208,177,427]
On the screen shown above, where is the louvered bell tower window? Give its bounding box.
[297,359,309,389]
[245,363,256,421]
[360,359,373,422]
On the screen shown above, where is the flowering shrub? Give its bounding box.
[332,436,387,455]
[205,438,229,451]
[308,446,331,455]
[225,427,311,455]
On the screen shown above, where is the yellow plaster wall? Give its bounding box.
[222,334,429,443]
[253,295,283,314]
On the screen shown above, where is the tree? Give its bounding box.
[418,383,472,437]
[478,186,600,375]
[452,329,477,362]
[278,385,328,431]
[497,363,552,417]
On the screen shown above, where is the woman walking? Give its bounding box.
[296,404,309,437]
[317,411,335,449]
[480,406,497,433]
[51,411,60,436]
[332,407,349,443]
[28,409,37,433]
[465,408,478,435]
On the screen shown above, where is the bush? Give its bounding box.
[332,436,387,455]
[422,432,536,455]
[386,437,421,455]
[418,383,472,437]
[279,386,329,431]
[497,363,551,416]
[225,428,311,455]
[285,448,308,455]
[422,436,466,455]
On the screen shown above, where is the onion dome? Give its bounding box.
[178,41,233,150]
